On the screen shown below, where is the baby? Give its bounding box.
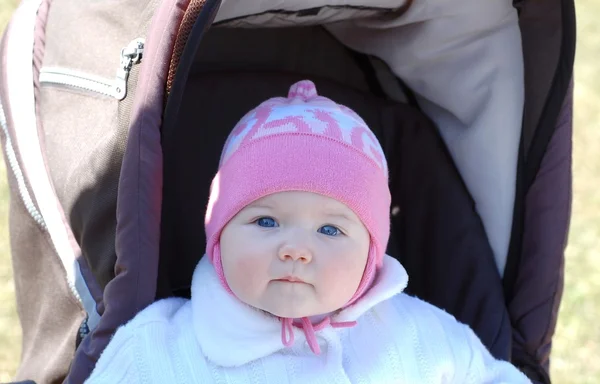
[86,80,531,383]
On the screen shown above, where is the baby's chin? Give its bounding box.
[252,299,341,319]
[264,308,320,319]
[236,285,350,319]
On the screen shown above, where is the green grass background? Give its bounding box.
[0,0,598,382]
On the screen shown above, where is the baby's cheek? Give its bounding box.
[227,256,265,293]
[321,260,363,298]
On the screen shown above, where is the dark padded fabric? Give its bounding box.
[385,93,511,360]
[190,27,373,94]
[509,82,573,383]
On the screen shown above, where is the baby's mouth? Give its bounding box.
[274,276,308,284]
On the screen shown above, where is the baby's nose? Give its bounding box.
[278,244,313,264]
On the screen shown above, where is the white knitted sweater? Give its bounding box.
[86,256,530,383]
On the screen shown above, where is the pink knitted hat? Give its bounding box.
[204,80,391,306]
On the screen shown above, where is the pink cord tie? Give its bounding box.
[280,317,357,355]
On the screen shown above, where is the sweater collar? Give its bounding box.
[191,255,408,367]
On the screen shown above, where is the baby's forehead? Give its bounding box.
[244,191,358,219]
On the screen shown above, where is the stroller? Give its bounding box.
[0,0,575,383]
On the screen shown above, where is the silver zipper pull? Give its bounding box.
[114,38,145,100]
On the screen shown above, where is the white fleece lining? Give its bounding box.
[215,0,525,274]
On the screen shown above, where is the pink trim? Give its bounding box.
[32,0,51,98]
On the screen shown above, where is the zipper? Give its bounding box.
[0,99,47,229]
[114,38,145,100]
[39,38,145,101]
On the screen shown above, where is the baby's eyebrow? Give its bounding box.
[322,212,354,222]
[246,202,275,210]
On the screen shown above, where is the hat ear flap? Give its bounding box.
[209,242,235,296]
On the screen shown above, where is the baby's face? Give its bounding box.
[220,191,370,318]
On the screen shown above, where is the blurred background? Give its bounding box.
[0,0,598,382]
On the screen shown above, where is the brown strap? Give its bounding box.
[167,0,206,94]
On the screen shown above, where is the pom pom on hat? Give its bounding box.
[288,80,319,99]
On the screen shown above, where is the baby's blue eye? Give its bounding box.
[318,225,341,237]
[256,217,278,228]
